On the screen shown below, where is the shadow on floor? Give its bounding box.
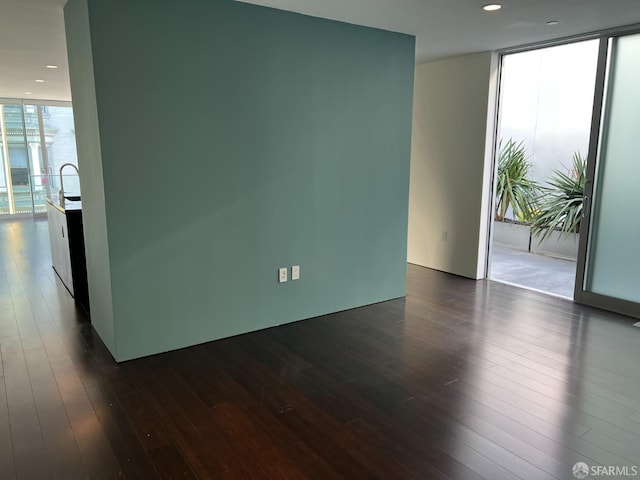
[490,243,576,298]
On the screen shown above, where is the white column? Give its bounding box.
[30,143,42,191]
[0,105,15,214]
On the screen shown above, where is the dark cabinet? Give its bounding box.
[46,200,90,314]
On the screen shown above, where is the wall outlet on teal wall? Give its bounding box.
[278,268,288,283]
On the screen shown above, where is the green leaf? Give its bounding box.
[494,139,540,222]
[530,151,586,241]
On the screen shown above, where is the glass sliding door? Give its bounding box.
[575,33,640,318]
[488,40,598,299]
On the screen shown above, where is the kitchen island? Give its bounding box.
[46,197,90,314]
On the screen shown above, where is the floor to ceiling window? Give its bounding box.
[0,100,77,216]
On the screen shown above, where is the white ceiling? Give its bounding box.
[0,0,69,101]
[2,0,640,102]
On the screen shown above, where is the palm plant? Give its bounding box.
[494,139,539,222]
[530,152,586,241]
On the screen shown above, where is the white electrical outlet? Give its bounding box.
[291,265,300,280]
[278,268,288,283]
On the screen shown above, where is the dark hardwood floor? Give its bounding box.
[1,217,639,479]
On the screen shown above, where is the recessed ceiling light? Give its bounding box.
[546,20,559,26]
[24,91,33,95]
[483,3,502,11]
[35,79,45,83]
[45,64,58,69]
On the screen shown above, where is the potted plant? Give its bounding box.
[493,139,539,251]
[494,139,539,222]
[530,151,586,240]
[529,152,585,260]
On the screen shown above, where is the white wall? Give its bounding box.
[499,40,599,186]
[408,52,497,279]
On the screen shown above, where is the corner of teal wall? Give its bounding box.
[64,0,118,356]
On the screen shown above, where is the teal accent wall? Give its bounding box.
[65,0,415,361]
[64,0,116,353]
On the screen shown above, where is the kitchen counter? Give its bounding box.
[48,196,82,212]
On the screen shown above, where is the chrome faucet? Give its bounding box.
[58,163,80,206]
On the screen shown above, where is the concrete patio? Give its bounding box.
[489,243,577,298]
